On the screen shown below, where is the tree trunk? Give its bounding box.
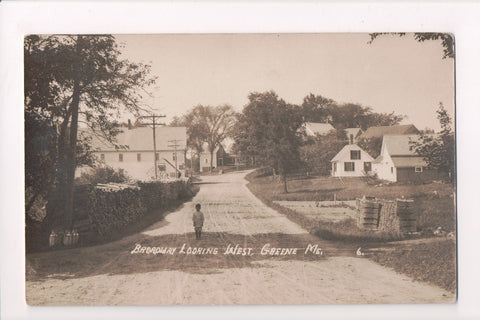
[210,150,214,172]
[63,36,83,229]
[283,174,288,193]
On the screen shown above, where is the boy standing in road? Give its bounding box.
[193,203,205,240]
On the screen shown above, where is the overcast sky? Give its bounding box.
[115,33,454,132]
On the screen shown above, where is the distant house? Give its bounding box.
[78,126,187,181]
[200,144,224,173]
[331,144,374,177]
[344,128,362,144]
[358,124,419,140]
[303,122,336,137]
[372,134,444,183]
[199,139,237,172]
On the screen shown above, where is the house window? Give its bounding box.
[333,162,337,172]
[100,154,105,161]
[119,169,124,175]
[350,150,361,160]
[344,162,355,172]
[156,153,159,161]
[158,164,166,171]
[119,153,123,162]
[364,162,372,172]
[137,153,141,162]
[205,158,208,164]
[173,153,176,161]
[391,167,394,174]
[415,166,423,173]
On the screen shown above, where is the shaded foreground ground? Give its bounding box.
[26,171,455,305]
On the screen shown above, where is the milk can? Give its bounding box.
[72,229,79,245]
[63,230,72,246]
[49,230,57,247]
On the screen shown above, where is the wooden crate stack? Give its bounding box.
[357,197,381,230]
[396,199,416,233]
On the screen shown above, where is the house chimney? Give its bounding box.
[128,119,132,130]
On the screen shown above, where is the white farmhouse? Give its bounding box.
[331,144,374,177]
[79,126,187,181]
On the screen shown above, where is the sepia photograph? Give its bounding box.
[23,33,457,306]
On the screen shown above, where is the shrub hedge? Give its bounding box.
[73,181,195,243]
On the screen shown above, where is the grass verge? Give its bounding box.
[246,169,457,292]
[369,239,457,293]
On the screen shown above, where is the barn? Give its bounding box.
[372,134,445,183]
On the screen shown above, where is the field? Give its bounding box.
[246,171,457,292]
[273,200,357,223]
[247,173,456,234]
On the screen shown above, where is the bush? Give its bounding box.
[75,166,129,185]
[74,181,195,242]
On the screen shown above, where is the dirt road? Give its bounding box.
[26,171,455,305]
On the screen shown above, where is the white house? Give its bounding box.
[199,139,239,172]
[331,144,374,177]
[372,134,443,183]
[78,126,187,181]
[199,143,224,172]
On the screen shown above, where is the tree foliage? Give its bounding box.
[357,136,383,159]
[76,166,129,185]
[233,91,304,192]
[180,105,237,172]
[369,33,455,59]
[24,34,155,228]
[300,94,405,130]
[300,130,346,176]
[300,93,336,123]
[410,103,455,182]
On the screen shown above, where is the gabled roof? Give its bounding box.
[391,156,427,168]
[382,134,423,156]
[86,126,187,152]
[359,124,419,140]
[331,144,374,162]
[304,122,335,136]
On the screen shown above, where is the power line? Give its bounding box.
[168,139,184,176]
[137,114,166,180]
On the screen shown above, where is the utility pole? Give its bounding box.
[138,114,166,180]
[168,139,183,177]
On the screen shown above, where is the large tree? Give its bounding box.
[300,94,405,130]
[233,91,304,192]
[300,93,337,123]
[182,105,237,172]
[410,103,455,183]
[25,35,155,229]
